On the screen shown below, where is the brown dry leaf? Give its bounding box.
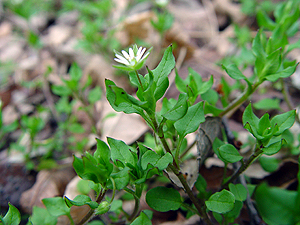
[20,167,75,214]
[196,116,223,167]
[166,159,199,189]
[99,98,149,144]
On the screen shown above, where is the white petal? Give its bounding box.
[137,48,147,61]
[140,51,150,61]
[122,50,130,60]
[129,48,135,60]
[114,57,130,65]
[136,47,143,58]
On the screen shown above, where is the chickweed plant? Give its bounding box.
[1,0,300,225]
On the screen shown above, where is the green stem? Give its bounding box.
[218,82,260,117]
[168,164,213,225]
[109,178,116,204]
[76,189,107,225]
[135,70,144,91]
[67,213,75,225]
[222,147,263,189]
[181,202,201,216]
[124,187,141,222]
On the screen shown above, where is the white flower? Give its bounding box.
[114,45,151,71]
[155,0,169,7]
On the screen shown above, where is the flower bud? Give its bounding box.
[95,201,110,215]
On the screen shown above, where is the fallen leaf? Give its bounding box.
[20,167,75,214]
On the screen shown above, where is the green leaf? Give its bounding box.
[30,206,57,225]
[105,79,146,116]
[162,93,188,120]
[146,187,182,212]
[253,98,281,110]
[218,144,243,163]
[242,104,259,129]
[108,137,136,167]
[205,190,235,214]
[263,140,284,155]
[64,195,98,209]
[270,110,296,136]
[197,75,214,95]
[174,101,205,137]
[252,30,267,59]
[68,123,85,133]
[222,64,248,81]
[69,62,82,81]
[155,153,173,170]
[257,9,276,30]
[195,174,207,197]
[229,184,247,201]
[141,150,172,171]
[42,197,70,217]
[255,183,300,225]
[94,138,111,167]
[52,85,71,96]
[2,203,21,225]
[152,45,176,101]
[259,156,280,172]
[111,167,130,190]
[131,211,152,225]
[88,86,102,104]
[265,63,298,82]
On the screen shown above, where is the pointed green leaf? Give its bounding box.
[271,110,296,135]
[218,144,243,163]
[152,45,175,101]
[108,137,136,167]
[222,64,248,81]
[70,62,82,81]
[64,195,98,209]
[2,203,21,225]
[242,104,259,129]
[263,140,284,155]
[162,93,188,120]
[174,101,205,137]
[111,167,130,190]
[265,63,298,82]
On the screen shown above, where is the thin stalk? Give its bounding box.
[124,187,141,223]
[218,82,260,117]
[67,213,75,225]
[179,139,196,159]
[222,147,263,189]
[181,202,201,216]
[135,70,144,91]
[76,189,107,225]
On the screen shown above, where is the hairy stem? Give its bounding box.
[222,146,263,189]
[218,82,260,117]
[168,164,213,225]
[135,70,144,91]
[124,187,141,223]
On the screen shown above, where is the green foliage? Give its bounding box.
[255,183,300,225]
[146,187,182,212]
[0,203,21,225]
[205,190,235,214]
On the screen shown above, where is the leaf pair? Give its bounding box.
[242,103,295,154]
